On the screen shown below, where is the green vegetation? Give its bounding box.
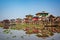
[0,23,3,27]
[3,29,10,34]
[10,23,44,30]
[12,35,16,38]
[21,36,24,39]
[0,22,60,38]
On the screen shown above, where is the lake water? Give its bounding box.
[0,28,60,40]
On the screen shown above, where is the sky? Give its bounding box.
[0,0,60,21]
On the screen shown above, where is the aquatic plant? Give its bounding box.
[3,29,10,34]
[12,35,16,38]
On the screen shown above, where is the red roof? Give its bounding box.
[32,17,39,21]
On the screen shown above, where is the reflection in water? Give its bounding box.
[0,28,60,40]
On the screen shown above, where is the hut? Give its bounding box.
[36,11,49,23]
[36,11,49,17]
[23,18,29,24]
[47,15,56,25]
[48,15,55,22]
[32,16,39,24]
[3,19,10,29]
[16,18,22,24]
[26,14,33,20]
[10,19,16,27]
[25,14,33,24]
[54,16,60,26]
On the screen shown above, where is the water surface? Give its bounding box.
[0,28,60,40]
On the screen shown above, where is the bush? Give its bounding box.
[0,23,3,27]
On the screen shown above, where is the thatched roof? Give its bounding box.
[3,19,10,23]
[57,16,60,18]
[48,15,55,18]
[36,13,48,15]
[24,18,29,20]
[26,14,33,17]
[36,11,48,15]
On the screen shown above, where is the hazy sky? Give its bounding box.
[0,0,60,21]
